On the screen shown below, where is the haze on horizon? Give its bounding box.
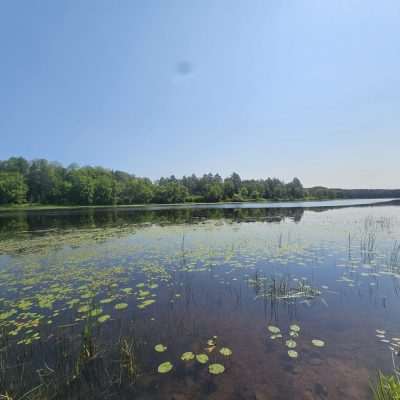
[1,1,399,189]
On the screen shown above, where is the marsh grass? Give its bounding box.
[372,372,400,400]
[119,337,139,385]
[250,273,320,301]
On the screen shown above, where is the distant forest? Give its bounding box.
[0,157,399,206]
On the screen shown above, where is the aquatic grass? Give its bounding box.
[119,337,138,384]
[252,274,321,301]
[371,372,400,400]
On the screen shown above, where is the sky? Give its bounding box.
[1,1,399,189]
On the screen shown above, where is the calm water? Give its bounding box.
[1,200,400,399]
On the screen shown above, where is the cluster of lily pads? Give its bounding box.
[268,323,325,359]
[154,336,232,375]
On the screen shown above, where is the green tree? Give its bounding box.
[286,178,304,199]
[154,182,188,203]
[0,172,28,204]
[204,183,224,202]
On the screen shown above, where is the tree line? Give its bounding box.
[0,157,398,206]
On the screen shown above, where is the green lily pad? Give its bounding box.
[311,339,325,347]
[157,361,173,373]
[181,351,195,361]
[288,350,298,358]
[196,354,209,364]
[270,333,283,340]
[114,302,128,311]
[97,314,110,323]
[209,363,225,375]
[285,339,297,349]
[137,299,156,309]
[99,297,114,304]
[219,347,232,356]
[89,307,103,317]
[290,324,301,332]
[154,344,167,352]
[268,325,280,334]
[77,305,90,313]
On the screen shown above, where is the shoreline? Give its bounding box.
[0,197,397,213]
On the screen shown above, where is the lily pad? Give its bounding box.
[114,303,128,311]
[285,339,297,349]
[311,339,325,348]
[97,314,110,323]
[196,354,209,364]
[77,305,90,313]
[270,333,283,340]
[181,351,195,361]
[154,344,167,352]
[268,325,281,334]
[288,350,298,358]
[290,324,301,332]
[219,347,232,356]
[209,363,225,375]
[157,361,173,373]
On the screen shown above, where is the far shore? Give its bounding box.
[0,197,397,213]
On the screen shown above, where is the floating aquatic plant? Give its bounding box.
[181,352,195,361]
[285,339,297,349]
[311,339,325,347]
[270,333,283,339]
[268,325,280,334]
[114,303,128,311]
[157,361,173,374]
[288,350,298,358]
[78,305,90,313]
[137,299,156,309]
[97,314,110,323]
[154,344,167,353]
[196,354,209,364]
[219,347,232,356]
[290,324,301,332]
[209,363,225,375]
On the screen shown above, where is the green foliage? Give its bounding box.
[0,172,28,204]
[154,181,188,203]
[1,156,396,206]
[372,372,400,400]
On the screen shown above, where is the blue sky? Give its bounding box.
[1,1,399,188]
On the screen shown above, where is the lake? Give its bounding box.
[1,199,399,399]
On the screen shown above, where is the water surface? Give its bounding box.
[0,201,399,399]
